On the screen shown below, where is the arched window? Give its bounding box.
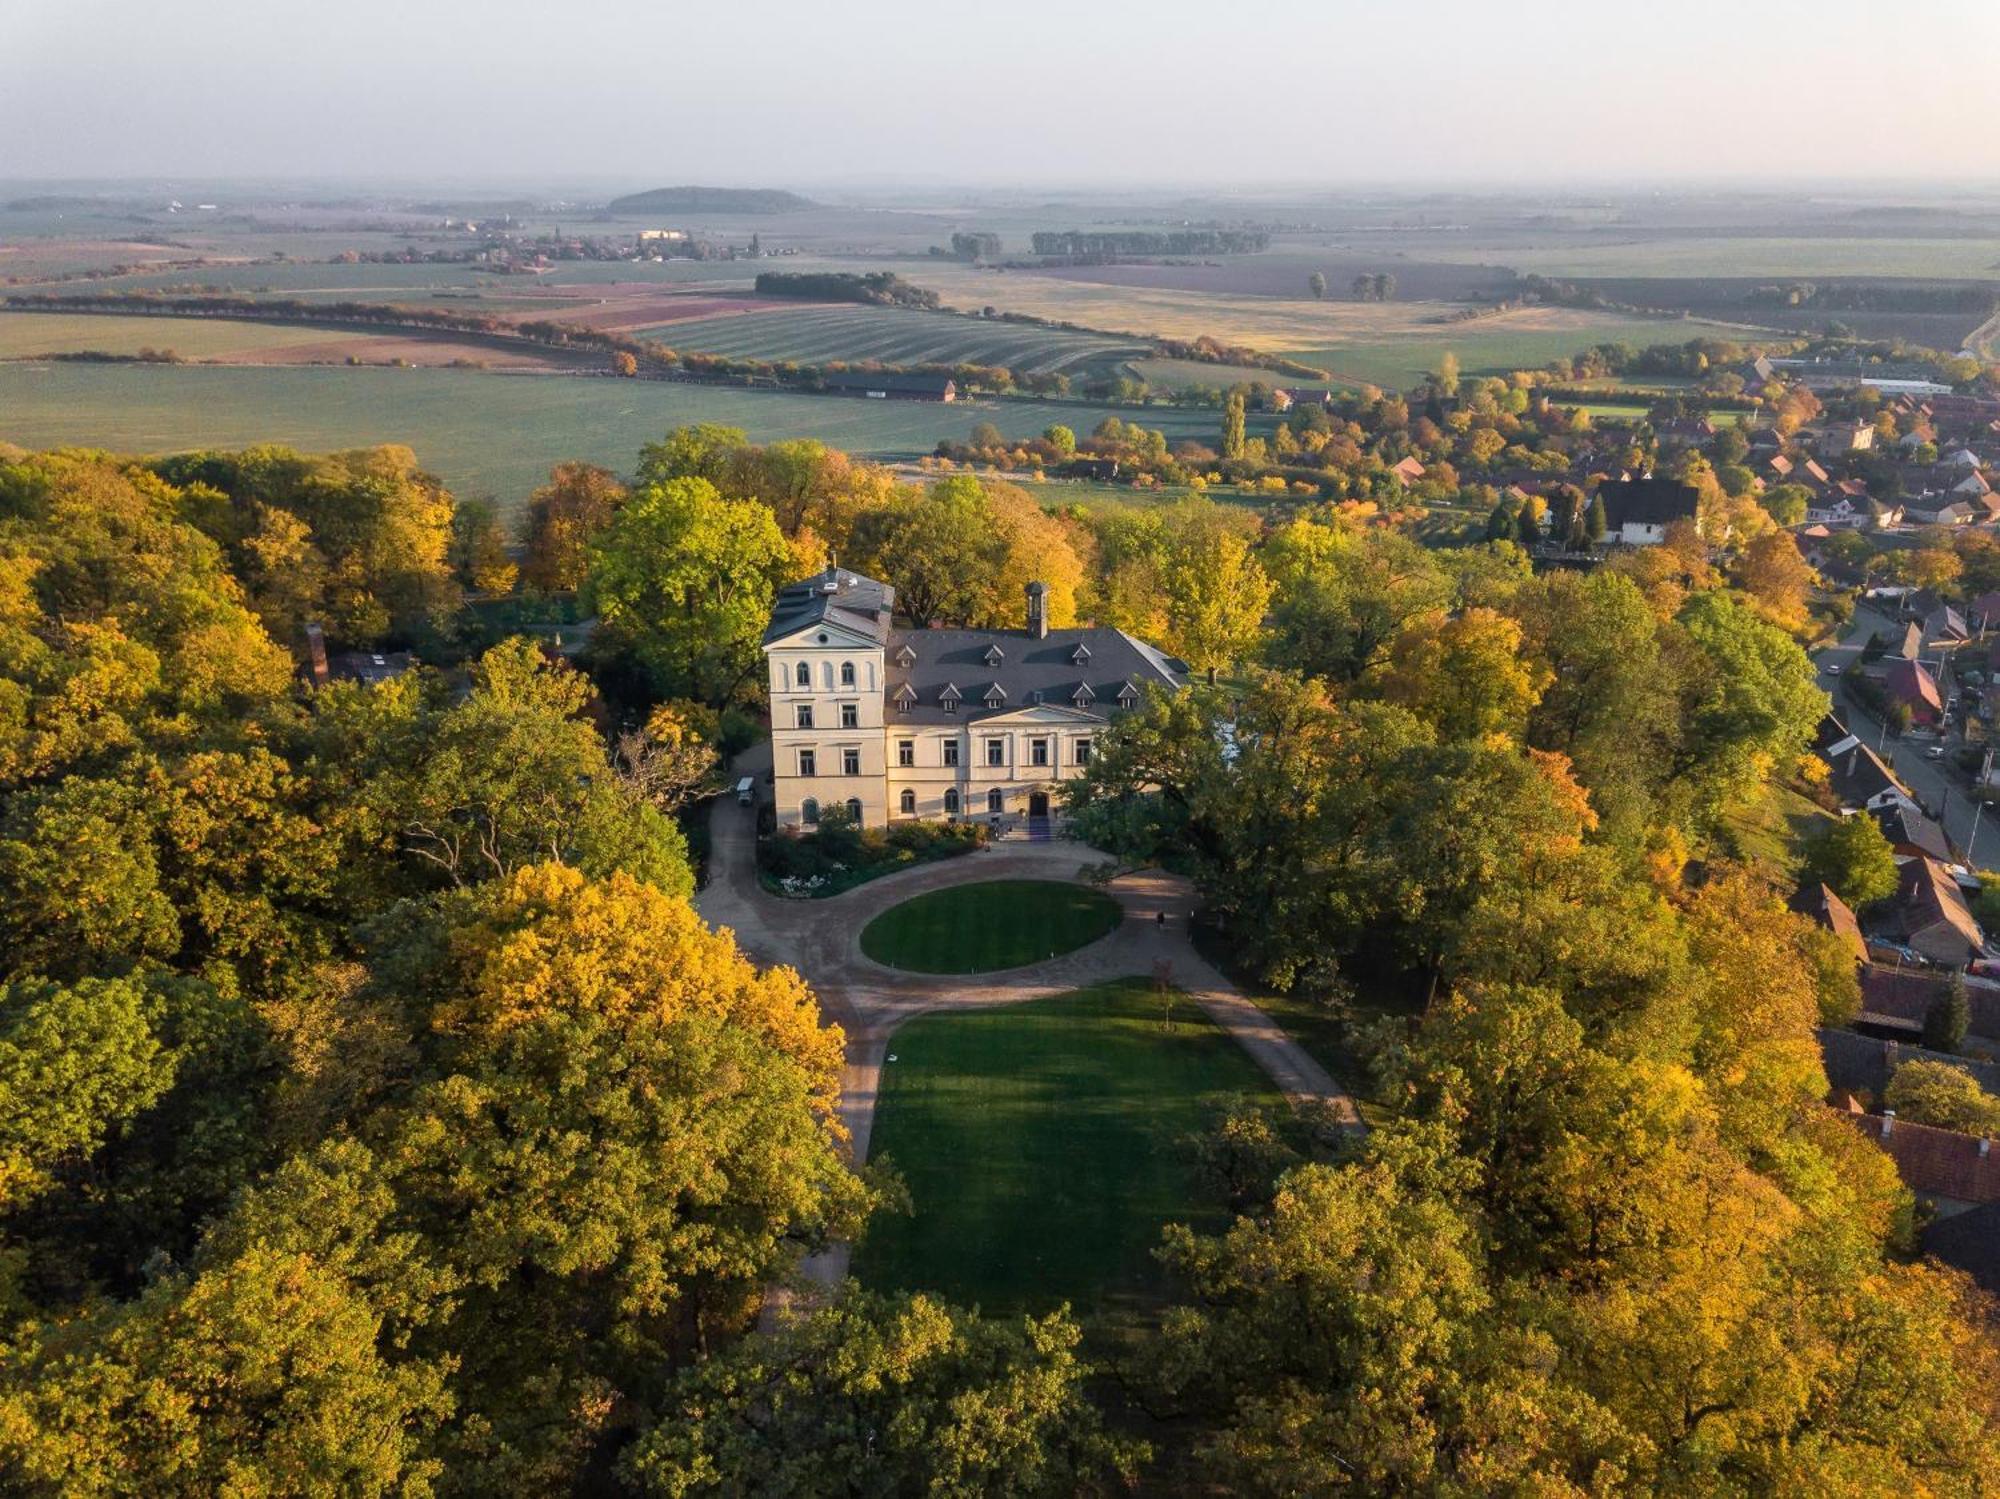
[801,798,819,827]
[900,789,917,815]
[846,798,864,824]
[944,788,960,815]
[987,788,1005,815]
[794,662,810,688]
[840,661,856,687]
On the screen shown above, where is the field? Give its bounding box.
[641,303,1152,378]
[852,979,1285,1325]
[0,363,1228,515]
[858,881,1124,973]
[0,312,371,360]
[1416,236,2000,281]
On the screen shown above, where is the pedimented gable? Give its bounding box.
[973,703,1106,727]
[764,618,884,653]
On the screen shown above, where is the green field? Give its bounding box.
[853,979,1284,1323]
[642,303,1152,378]
[0,364,1227,517]
[859,880,1123,973]
[0,312,360,359]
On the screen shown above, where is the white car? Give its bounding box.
[1825,662,1843,675]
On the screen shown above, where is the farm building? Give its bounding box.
[1595,478,1700,546]
[821,370,956,402]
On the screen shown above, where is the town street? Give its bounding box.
[1814,601,2000,871]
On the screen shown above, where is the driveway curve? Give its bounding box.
[695,748,1362,1287]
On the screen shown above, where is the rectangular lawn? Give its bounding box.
[852,978,1284,1329]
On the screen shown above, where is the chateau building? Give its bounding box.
[762,567,1187,830]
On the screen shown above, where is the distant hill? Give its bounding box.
[605,186,817,216]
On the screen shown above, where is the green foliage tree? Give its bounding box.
[621,1289,1140,1496]
[1042,423,1077,457]
[1886,1057,2000,1134]
[586,475,793,702]
[1924,973,1972,1054]
[1220,389,1247,462]
[1584,491,1608,543]
[1800,812,1899,910]
[520,461,626,593]
[1307,270,1328,301]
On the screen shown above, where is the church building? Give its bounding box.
[761,567,1187,830]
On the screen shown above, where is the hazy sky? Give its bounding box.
[8,0,2000,188]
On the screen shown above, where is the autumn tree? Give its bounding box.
[520,461,626,593]
[1369,606,1551,742]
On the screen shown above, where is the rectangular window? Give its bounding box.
[840,702,859,729]
[1030,738,1049,768]
[1075,737,1093,764]
[897,739,915,767]
[943,699,956,714]
[842,748,860,776]
[797,749,816,777]
[985,738,1005,768]
[943,739,960,767]
[795,704,814,730]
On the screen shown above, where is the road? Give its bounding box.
[1812,602,2000,870]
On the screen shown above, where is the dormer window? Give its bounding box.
[983,644,1005,667]
[1028,689,1043,706]
[939,683,962,715]
[1116,681,1139,709]
[1070,643,1092,666]
[1072,682,1096,708]
[894,643,917,668]
[892,683,918,713]
[983,683,1006,709]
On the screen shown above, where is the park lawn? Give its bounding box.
[859,879,1122,973]
[852,978,1285,1329]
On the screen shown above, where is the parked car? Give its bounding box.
[1927,745,1949,760]
[1826,662,1844,675]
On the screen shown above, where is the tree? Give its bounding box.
[1759,481,1813,527]
[377,862,875,1485]
[1157,501,1272,677]
[1042,423,1076,457]
[586,475,793,702]
[0,1139,455,1497]
[520,462,626,593]
[1220,389,1246,462]
[1886,1057,2000,1133]
[1263,519,1453,684]
[613,700,722,815]
[612,350,639,377]
[849,476,1005,628]
[1673,591,1828,822]
[1370,607,1551,743]
[621,1289,1140,1496]
[1924,973,1972,1054]
[1800,812,1899,910]
[1584,492,1608,543]
[1435,350,1460,398]
[1514,499,1541,548]
[1485,501,1513,542]
[448,496,517,595]
[1733,529,1817,632]
[1307,270,1327,301]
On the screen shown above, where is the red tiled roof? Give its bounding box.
[1848,1111,2000,1204]
[1885,658,1943,713]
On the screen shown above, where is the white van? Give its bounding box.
[735,776,756,807]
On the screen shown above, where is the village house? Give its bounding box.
[1846,1102,2000,1213]
[1873,801,1953,864]
[1789,882,1869,968]
[761,567,1186,832]
[1594,477,1700,546]
[1884,857,1984,967]
[1388,456,1426,487]
[1883,658,1945,726]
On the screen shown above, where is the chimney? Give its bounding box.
[1025,580,1048,639]
[302,621,329,687]
[1882,1109,1896,1137]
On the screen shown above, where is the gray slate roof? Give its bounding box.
[764,567,896,646]
[885,626,1186,725]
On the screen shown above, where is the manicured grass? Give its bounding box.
[859,879,1122,973]
[853,978,1285,1323]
